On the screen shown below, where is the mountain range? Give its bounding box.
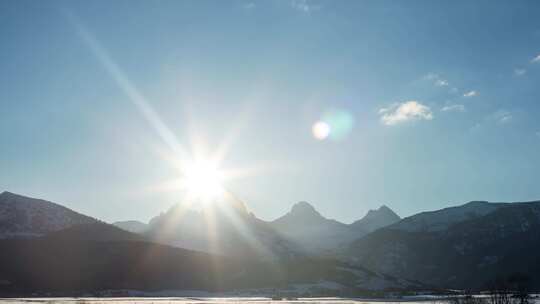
[270,201,400,252]
[345,200,540,289]
[117,200,401,256]
[142,196,299,260]
[0,191,417,295]
[1,190,540,294]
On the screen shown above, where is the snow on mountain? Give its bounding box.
[0,191,97,238]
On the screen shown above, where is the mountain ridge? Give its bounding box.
[344,200,540,289]
[0,191,98,238]
[270,201,400,253]
[144,198,301,259]
[4,190,540,291]
[113,220,149,233]
[0,191,420,295]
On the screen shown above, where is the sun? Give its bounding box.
[182,160,225,202]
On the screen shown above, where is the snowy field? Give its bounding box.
[0,297,539,304]
[0,298,453,304]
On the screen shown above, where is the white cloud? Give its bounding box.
[492,109,513,124]
[514,68,527,76]
[441,104,465,112]
[424,73,450,87]
[379,101,433,126]
[435,79,449,87]
[463,90,478,98]
[531,53,540,63]
[290,0,320,13]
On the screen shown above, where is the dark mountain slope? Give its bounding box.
[389,200,505,232]
[45,222,146,242]
[0,237,421,295]
[346,200,540,289]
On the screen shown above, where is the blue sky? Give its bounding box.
[1,0,540,223]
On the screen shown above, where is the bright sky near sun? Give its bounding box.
[1,0,540,223]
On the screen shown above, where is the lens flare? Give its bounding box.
[322,109,354,141]
[312,121,331,140]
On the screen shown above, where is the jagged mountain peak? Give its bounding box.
[363,205,399,219]
[346,200,540,290]
[379,204,393,211]
[290,201,322,217]
[273,201,329,225]
[145,196,297,259]
[351,205,400,232]
[270,201,349,252]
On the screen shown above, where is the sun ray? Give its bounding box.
[67,10,284,266]
[212,190,277,259]
[66,11,187,159]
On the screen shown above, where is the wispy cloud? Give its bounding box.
[435,79,449,87]
[424,73,449,87]
[470,110,514,133]
[379,101,433,126]
[536,131,540,139]
[491,109,513,124]
[423,73,478,97]
[514,68,527,76]
[531,53,540,63]
[441,104,465,112]
[290,0,320,13]
[463,90,478,98]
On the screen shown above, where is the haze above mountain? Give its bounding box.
[113,199,401,254]
[143,197,299,259]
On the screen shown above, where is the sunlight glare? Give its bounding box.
[182,160,225,202]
